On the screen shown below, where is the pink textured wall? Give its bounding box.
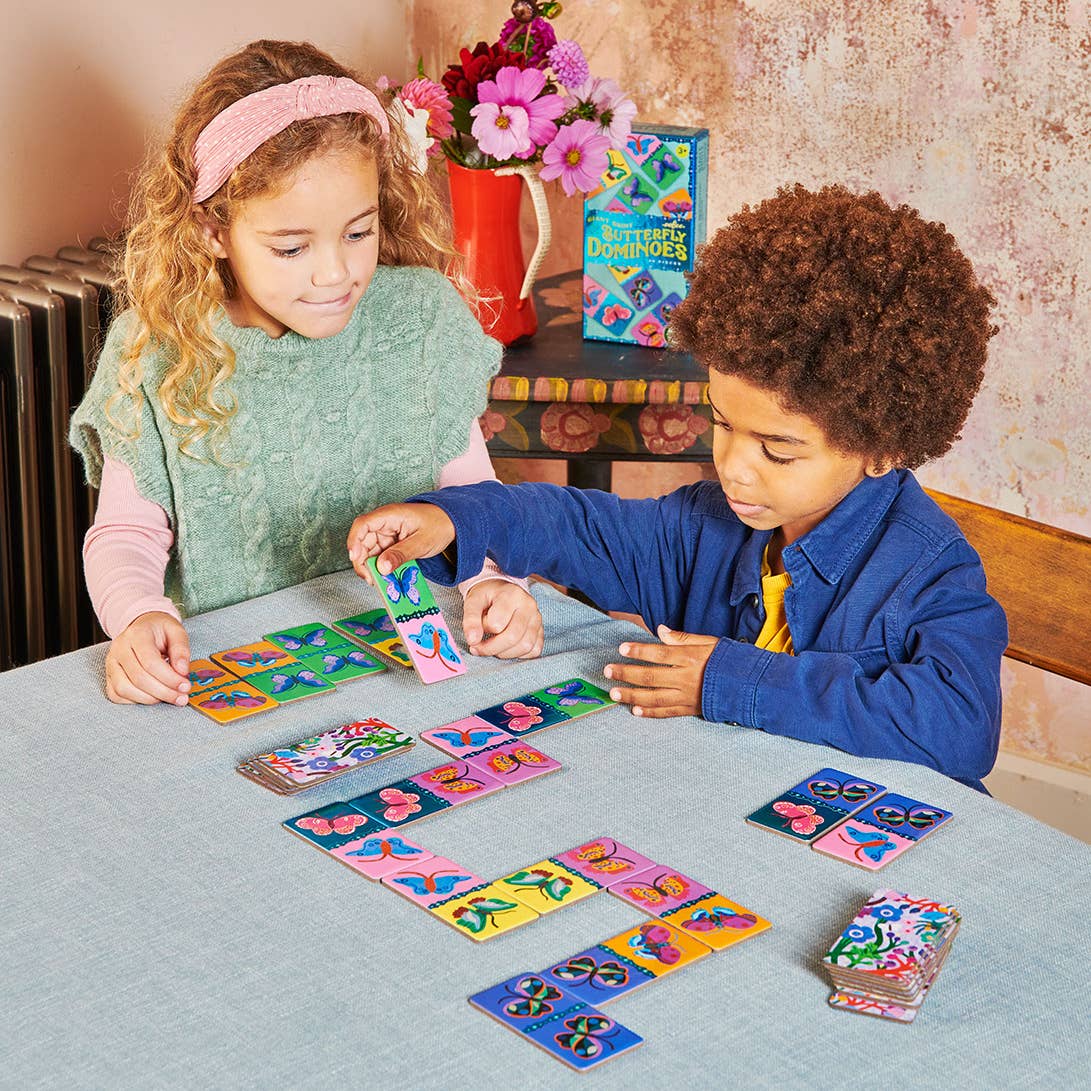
[411,0,1090,771]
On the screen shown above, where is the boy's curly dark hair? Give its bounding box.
[668,184,998,468]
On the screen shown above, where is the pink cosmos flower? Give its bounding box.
[399,77,454,144]
[471,66,564,160]
[540,118,612,196]
[566,76,637,147]
[469,100,531,160]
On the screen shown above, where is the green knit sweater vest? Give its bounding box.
[70,265,502,618]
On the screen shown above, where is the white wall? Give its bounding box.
[0,0,411,259]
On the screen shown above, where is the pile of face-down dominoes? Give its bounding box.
[822,889,961,1023]
[467,836,771,1070]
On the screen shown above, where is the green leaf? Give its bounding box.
[449,96,474,136]
[475,898,518,912]
[455,908,487,933]
[544,878,573,901]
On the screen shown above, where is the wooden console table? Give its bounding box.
[484,272,712,491]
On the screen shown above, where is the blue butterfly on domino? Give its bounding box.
[408,622,462,668]
[381,566,421,607]
[270,670,328,694]
[268,627,329,651]
[318,650,381,674]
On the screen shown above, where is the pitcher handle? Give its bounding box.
[495,165,552,303]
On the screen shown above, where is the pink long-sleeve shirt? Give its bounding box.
[84,420,522,637]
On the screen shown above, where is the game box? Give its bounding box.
[582,123,709,347]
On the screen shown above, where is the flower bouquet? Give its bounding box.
[382,2,637,343]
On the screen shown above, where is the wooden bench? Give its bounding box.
[927,490,1091,687]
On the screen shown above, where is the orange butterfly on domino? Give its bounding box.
[612,867,714,910]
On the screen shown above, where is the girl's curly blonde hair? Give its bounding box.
[110,39,465,458]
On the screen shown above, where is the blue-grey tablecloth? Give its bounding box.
[2,572,1088,1090]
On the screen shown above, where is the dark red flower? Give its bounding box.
[442,41,530,101]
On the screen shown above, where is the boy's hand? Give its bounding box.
[346,502,456,583]
[462,580,544,659]
[105,611,191,706]
[603,624,718,718]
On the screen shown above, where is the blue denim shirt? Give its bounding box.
[413,470,1007,791]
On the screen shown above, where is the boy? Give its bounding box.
[348,184,1007,791]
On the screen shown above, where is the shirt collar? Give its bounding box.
[793,470,900,584]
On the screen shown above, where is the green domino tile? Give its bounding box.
[530,678,616,718]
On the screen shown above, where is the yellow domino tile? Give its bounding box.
[600,919,712,978]
[210,639,299,677]
[661,894,772,951]
[495,859,603,916]
[429,882,540,942]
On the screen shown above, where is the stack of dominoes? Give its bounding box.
[822,889,961,1023]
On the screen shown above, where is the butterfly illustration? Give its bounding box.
[381,566,421,606]
[494,701,543,732]
[651,152,681,181]
[431,727,505,750]
[451,896,520,934]
[808,777,879,805]
[552,955,629,991]
[345,836,425,862]
[772,800,824,835]
[602,303,633,327]
[544,681,606,709]
[628,922,681,964]
[295,812,369,838]
[487,746,550,776]
[635,320,665,347]
[502,976,563,1019]
[570,838,639,875]
[375,787,422,822]
[270,670,326,694]
[626,276,656,308]
[837,824,899,864]
[555,1014,621,1060]
[627,134,656,157]
[319,650,379,674]
[504,868,574,903]
[344,615,394,638]
[390,868,473,897]
[189,667,226,686]
[221,649,286,669]
[583,285,605,311]
[872,804,947,831]
[661,197,693,218]
[407,623,461,670]
[199,689,266,710]
[270,628,328,651]
[622,176,653,206]
[622,871,690,906]
[682,907,758,933]
[421,763,487,794]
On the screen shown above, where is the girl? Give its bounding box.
[70,39,543,707]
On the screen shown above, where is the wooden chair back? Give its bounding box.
[927,490,1091,687]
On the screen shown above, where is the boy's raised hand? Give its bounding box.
[603,624,719,718]
[347,502,456,582]
[106,611,191,706]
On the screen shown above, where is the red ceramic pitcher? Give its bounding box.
[446,159,551,346]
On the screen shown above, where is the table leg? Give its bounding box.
[567,459,612,492]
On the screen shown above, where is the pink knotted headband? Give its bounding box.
[192,74,390,203]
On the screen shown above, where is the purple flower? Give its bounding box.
[540,118,612,196]
[548,40,590,90]
[471,66,564,160]
[500,16,558,67]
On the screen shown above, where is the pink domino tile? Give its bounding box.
[328,833,434,880]
[380,857,485,907]
[464,740,562,786]
[408,761,506,805]
[420,716,517,758]
[609,865,716,917]
[554,836,660,888]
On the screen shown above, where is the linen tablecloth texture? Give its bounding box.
[2,573,1088,1090]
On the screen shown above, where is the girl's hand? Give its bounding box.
[347,502,456,583]
[603,624,719,718]
[462,580,544,659]
[105,611,191,706]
